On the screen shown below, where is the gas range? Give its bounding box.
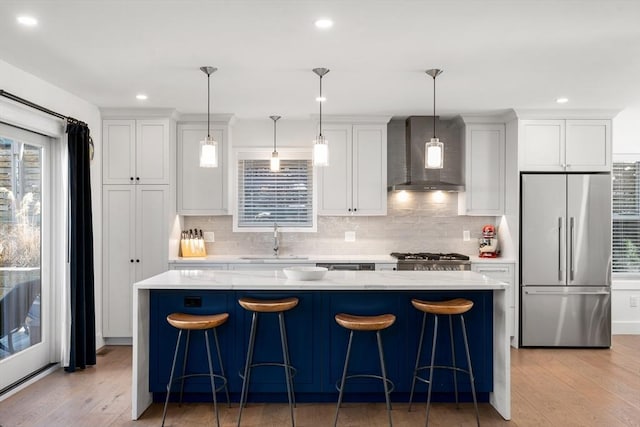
[390,252,471,271]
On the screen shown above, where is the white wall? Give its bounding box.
[0,59,104,349]
[612,107,640,334]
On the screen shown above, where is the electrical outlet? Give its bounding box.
[631,295,640,308]
[345,231,356,242]
[203,232,215,242]
[463,230,471,241]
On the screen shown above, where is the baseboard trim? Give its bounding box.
[613,321,640,335]
[104,337,132,346]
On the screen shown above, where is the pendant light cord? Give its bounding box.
[273,119,277,151]
[432,74,436,139]
[207,73,211,138]
[319,74,323,137]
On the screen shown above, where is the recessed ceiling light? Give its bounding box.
[17,15,38,27]
[556,97,569,104]
[136,94,148,100]
[316,96,326,102]
[314,18,333,29]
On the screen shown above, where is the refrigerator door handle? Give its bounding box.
[524,290,610,296]
[570,216,575,281]
[558,217,563,281]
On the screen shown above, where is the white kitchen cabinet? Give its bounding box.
[519,119,610,172]
[102,185,169,338]
[471,262,515,337]
[103,119,171,184]
[459,123,505,216]
[317,123,387,216]
[177,122,229,215]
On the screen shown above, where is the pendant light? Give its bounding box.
[199,66,219,168]
[270,115,281,172]
[312,67,330,167]
[425,68,444,169]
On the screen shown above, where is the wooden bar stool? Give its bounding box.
[408,298,480,427]
[161,312,230,427]
[333,313,396,427]
[237,296,299,427]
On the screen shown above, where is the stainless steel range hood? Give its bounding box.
[388,116,464,192]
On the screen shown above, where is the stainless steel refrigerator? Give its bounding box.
[520,173,611,347]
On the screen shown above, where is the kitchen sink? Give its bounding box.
[239,255,309,262]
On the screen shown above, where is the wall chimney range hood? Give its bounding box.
[388,116,464,192]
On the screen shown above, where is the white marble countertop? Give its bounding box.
[135,269,508,291]
[168,254,398,264]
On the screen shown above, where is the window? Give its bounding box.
[235,152,314,231]
[613,159,640,275]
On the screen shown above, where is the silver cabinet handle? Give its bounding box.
[525,290,609,296]
[570,217,575,281]
[476,268,509,273]
[558,217,563,281]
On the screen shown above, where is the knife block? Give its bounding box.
[180,238,207,257]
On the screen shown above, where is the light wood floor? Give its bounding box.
[1,335,639,426]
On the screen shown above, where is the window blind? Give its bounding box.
[237,159,313,228]
[612,161,640,274]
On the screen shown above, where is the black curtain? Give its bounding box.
[65,123,96,372]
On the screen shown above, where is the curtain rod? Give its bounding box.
[0,89,87,127]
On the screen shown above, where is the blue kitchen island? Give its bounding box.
[132,269,510,420]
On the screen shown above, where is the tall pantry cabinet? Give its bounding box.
[102,116,174,340]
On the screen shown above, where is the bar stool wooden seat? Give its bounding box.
[237,296,299,427]
[162,312,230,427]
[408,298,480,427]
[334,313,396,427]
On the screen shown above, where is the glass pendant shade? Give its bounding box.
[313,135,329,167]
[200,136,218,168]
[425,137,444,169]
[270,151,280,172]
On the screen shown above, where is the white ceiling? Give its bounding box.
[1,0,639,119]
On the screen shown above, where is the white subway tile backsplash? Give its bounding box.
[184,193,494,256]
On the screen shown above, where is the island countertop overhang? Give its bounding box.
[134,269,509,291]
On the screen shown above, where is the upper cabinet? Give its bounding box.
[177,120,230,215]
[317,121,388,216]
[103,119,171,184]
[519,119,611,172]
[459,123,505,216]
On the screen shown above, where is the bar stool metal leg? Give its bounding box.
[279,312,295,426]
[425,315,439,427]
[212,328,231,407]
[237,311,259,427]
[204,330,221,427]
[179,330,191,405]
[408,311,428,411]
[162,330,183,427]
[376,330,393,426]
[333,330,354,427]
[449,315,459,408]
[279,312,296,408]
[461,315,480,427]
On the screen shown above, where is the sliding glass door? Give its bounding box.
[0,123,52,391]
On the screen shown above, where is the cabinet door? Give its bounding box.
[519,120,565,171]
[135,185,169,282]
[472,263,514,336]
[136,119,170,184]
[102,185,136,337]
[565,120,611,171]
[103,120,135,184]
[352,125,387,215]
[463,124,505,215]
[317,124,352,215]
[177,123,227,215]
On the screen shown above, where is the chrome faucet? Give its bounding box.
[273,222,280,257]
